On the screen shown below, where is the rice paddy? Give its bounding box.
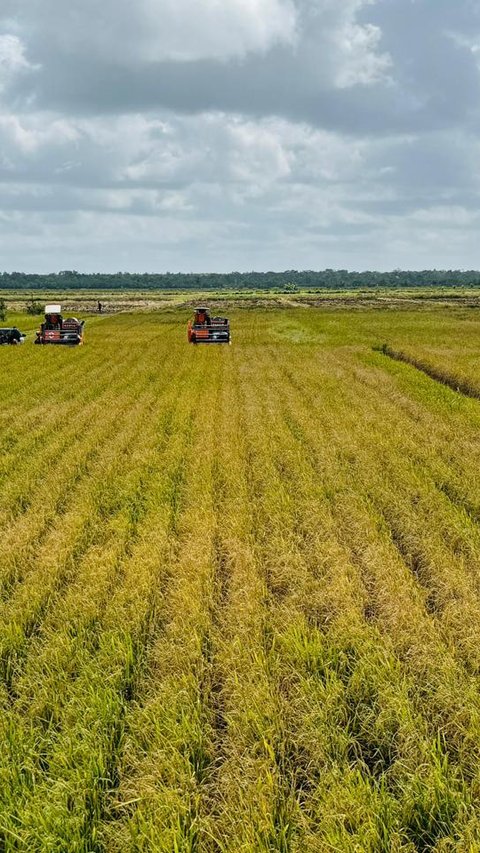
[2,305,480,851]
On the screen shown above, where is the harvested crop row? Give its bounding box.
[375,344,480,400]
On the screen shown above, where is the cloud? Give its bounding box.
[1,107,479,273]
[1,0,480,272]
[3,0,391,126]
[6,0,298,65]
[0,34,38,92]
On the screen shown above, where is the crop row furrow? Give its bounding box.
[0,385,157,604]
[0,385,174,697]
[238,343,480,848]
[270,347,480,781]
[101,369,218,852]
[375,344,480,400]
[0,345,148,493]
[0,348,189,598]
[0,360,200,851]
[336,360,480,672]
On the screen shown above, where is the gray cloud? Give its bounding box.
[1,0,480,272]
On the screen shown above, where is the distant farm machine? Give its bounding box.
[187,307,231,344]
[35,305,85,346]
[0,327,26,345]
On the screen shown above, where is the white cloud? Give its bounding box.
[16,0,297,64]
[138,0,298,61]
[292,0,391,90]
[1,0,480,272]
[0,113,79,153]
[335,21,391,87]
[2,104,480,271]
[0,34,38,90]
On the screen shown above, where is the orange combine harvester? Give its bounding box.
[187,307,231,344]
[35,305,85,346]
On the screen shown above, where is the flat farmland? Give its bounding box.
[2,307,480,851]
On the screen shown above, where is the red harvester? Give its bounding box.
[187,307,230,344]
[35,305,85,346]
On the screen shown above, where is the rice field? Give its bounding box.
[2,306,480,851]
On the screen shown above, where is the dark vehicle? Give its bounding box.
[0,327,26,345]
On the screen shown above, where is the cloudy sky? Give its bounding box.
[1,0,480,273]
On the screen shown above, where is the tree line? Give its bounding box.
[2,269,480,291]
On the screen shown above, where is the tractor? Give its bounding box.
[187,307,230,344]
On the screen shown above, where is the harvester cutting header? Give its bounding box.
[35,305,85,346]
[187,307,230,344]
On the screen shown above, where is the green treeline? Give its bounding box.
[2,269,480,291]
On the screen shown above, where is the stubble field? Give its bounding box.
[2,306,480,852]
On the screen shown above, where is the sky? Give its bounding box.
[1,0,480,273]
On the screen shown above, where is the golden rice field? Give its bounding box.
[3,306,480,852]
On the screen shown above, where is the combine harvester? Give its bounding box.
[35,305,85,346]
[187,307,231,344]
[0,327,26,345]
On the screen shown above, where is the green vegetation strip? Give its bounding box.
[376,343,480,400]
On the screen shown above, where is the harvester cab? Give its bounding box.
[0,327,26,345]
[187,307,230,344]
[35,305,85,346]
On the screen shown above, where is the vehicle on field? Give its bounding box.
[34,305,85,346]
[187,307,230,344]
[0,327,26,345]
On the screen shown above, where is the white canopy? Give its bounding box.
[45,304,61,314]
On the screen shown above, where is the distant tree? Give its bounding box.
[1,268,480,292]
[0,298,6,321]
[26,298,43,315]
